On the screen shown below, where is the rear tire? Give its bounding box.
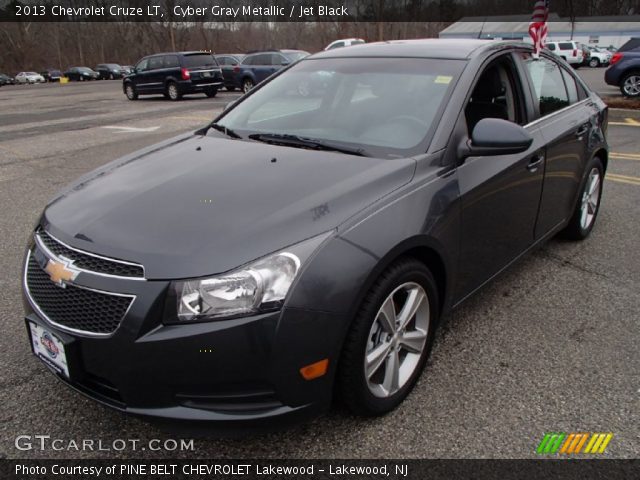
[337,258,439,416]
[561,157,604,240]
[205,87,218,98]
[589,58,600,68]
[242,77,254,93]
[166,82,181,101]
[124,83,138,100]
[620,72,640,98]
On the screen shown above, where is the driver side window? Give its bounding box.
[136,58,149,72]
[465,56,525,135]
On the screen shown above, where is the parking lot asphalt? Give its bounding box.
[0,80,638,459]
[576,65,621,97]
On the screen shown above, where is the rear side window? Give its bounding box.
[252,54,271,65]
[164,55,179,68]
[182,54,217,68]
[559,42,574,50]
[560,68,579,103]
[524,57,569,116]
[242,56,255,65]
[328,42,344,50]
[547,44,556,51]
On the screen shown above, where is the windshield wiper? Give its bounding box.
[209,123,242,139]
[248,133,367,157]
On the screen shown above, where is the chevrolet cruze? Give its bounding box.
[23,40,608,426]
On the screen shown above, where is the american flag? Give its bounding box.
[529,0,550,56]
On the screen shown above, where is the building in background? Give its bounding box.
[440,15,640,49]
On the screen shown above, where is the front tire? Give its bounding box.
[124,83,138,100]
[620,72,640,98]
[589,58,600,68]
[561,157,604,240]
[337,258,438,416]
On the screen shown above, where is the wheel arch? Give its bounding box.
[346,236,450,326]
[593,148,608,172]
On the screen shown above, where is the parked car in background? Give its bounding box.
[123,51,224,101]
[586,47,611,68]
[64,67,100,81]
[214,53,245,91]
[95,63,126,80]
[40,69,62,82]
[0,73,15,86]
[237,49,309,93]
[324,38,365,50]
[545,41,584,68]
[121,65,135,75]
[15,72,45,84]
[605,37,640,97]
[22,40,608,426]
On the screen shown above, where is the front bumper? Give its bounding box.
[23,243,342,426]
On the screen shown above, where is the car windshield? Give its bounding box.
[182,54,217,68]
[26,72,38,75]
[77,67,92,73]
[215,57,463,158]
[105,64,121,69]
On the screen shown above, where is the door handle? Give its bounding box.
[527,154,544,172]
[575,124,589,137]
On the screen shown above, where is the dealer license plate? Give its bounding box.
[28,321,70,379]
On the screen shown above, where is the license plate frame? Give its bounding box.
[27,320,71,379]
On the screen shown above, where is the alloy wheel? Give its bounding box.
[243,79,254,93]
[580,167,601,230]
[364,282,430,398]
[623,75,640,96]
[168,84,179,100]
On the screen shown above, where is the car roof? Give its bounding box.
[146,51,214,58]
[312,39,531,60]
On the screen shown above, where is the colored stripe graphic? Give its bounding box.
[538,433,613,454]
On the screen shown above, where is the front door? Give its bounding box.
[455,53,546,300]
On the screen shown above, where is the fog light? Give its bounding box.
[300,359,329,380]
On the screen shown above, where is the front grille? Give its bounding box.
[37,230,144,278]
[26,254,133,335]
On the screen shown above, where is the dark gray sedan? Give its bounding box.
[23,40,607,426]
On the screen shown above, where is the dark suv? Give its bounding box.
[123,52,224,101]
[96,63,125,80]
[237,50,309,93]
[604,38,640,97]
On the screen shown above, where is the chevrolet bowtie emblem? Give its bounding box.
[45,258,80,287]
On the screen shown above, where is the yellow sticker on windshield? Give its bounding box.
[434,75,452,84]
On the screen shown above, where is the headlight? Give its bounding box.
[168,231,332,323]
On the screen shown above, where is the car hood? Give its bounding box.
[43,134,415,279]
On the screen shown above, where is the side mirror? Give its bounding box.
[459,118,533,158]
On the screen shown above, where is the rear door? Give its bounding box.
[519,54,596,238]
[252,54,278,83]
